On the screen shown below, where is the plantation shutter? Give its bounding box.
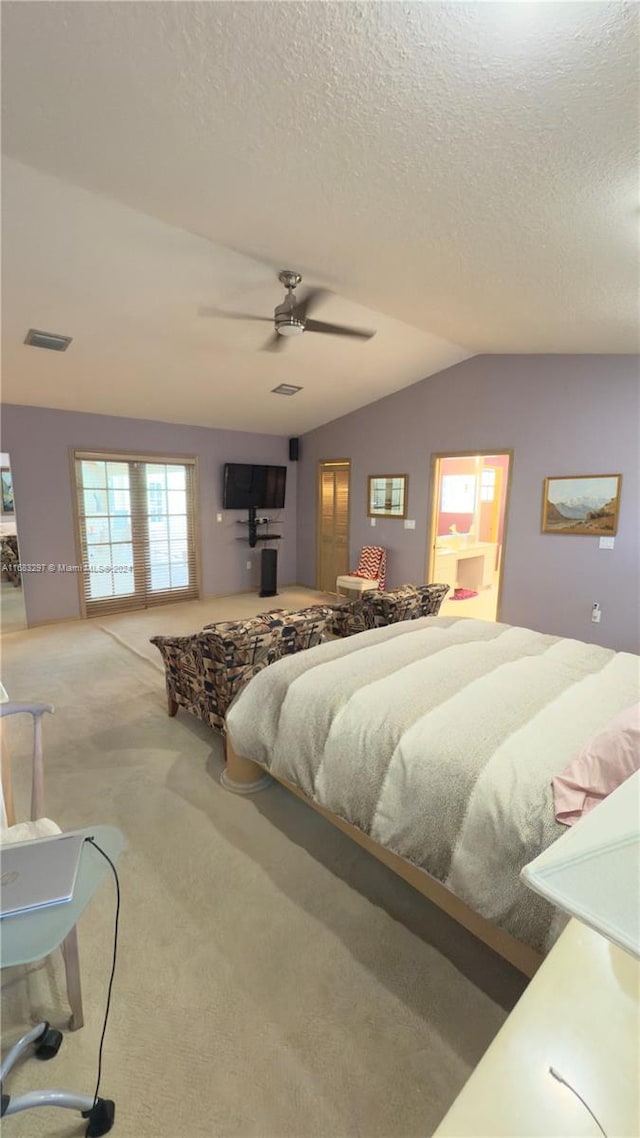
[334,466,350,575]
[317,462,350,592]
[74,451,199,617]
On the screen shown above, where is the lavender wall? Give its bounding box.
[1,404,296,624]
[297,355,640,653]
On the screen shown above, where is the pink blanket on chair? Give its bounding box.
[348,546,386,589]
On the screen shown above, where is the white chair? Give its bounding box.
[0,702,84,1029]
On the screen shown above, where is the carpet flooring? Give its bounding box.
[0,579,28,634]
[1,593,526,1138]
[95,586,338,668]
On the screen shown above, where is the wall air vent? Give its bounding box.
[271,384,302,396]
[24,329,73,351]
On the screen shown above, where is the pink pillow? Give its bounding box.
[552,704,640,826]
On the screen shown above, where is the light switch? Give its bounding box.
[216,512,223,523]
[599,536,615,550]
[370,517,376,526]
[404,519,416,530]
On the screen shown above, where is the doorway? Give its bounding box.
[0,453,27,633]
[427,451,512,622]
[316,460,350,594]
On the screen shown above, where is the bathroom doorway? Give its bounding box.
[427,451,512,622]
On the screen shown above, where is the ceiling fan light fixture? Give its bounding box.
[276,321,305,337]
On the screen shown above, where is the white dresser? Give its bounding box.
[433,918,640,1137]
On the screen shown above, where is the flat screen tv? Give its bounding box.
[223,463,287,510]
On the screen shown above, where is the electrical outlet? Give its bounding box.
[599,536,615,550]
[404,519,416,530]
[246,561,252,570]
[591,603,601,623]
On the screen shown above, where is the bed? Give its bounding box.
[224,616,639,976]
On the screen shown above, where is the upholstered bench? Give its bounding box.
[331,583,449,637]
[151,605,335,735]
[1,535,21,587]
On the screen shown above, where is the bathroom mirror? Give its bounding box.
[367,475,408,519]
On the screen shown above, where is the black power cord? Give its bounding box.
[84,836,121,1109]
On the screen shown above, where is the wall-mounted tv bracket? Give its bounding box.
[237,508,281,548]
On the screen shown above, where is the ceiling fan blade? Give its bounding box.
[198,306,272,323]
[305,318,375,340]
[261,332,287,351]
[291,287,330,322]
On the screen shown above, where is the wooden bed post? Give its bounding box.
[222,732,272,794]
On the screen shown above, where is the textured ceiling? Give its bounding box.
[1,1,638,432]
[2,159,466,433]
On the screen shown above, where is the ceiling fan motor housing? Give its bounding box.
[274,301,305,337]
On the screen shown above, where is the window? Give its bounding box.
[74,451,199,616]
[440,474,476,513]
[481,469,496,502]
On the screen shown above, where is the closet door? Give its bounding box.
[317,461,350,593]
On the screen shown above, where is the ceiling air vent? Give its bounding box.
[24,328,73,351]
[271,384,302,396]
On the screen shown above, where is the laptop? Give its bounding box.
[0,832,85,919]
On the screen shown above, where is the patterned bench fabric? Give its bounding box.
[363,584,422,628]
[1,535,21,587]
[333,583,449,637]
[151,605,336,734]
[415,583,450,617]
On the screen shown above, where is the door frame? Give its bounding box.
[315,459,351,592]
[426,448,514,620]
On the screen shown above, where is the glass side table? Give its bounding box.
[1,824,125,1136]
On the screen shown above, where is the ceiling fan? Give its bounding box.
[201,270,376,351]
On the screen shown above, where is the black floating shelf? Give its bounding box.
[236,535,281,542]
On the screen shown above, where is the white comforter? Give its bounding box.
[226,617,639,951]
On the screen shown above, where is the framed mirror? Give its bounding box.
[368,474,408,519]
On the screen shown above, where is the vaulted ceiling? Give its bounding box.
[2,2,637,434]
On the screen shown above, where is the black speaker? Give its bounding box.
[259,548,278,597]
[289,437,300,462]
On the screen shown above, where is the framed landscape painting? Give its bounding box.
[542,474,622,536]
